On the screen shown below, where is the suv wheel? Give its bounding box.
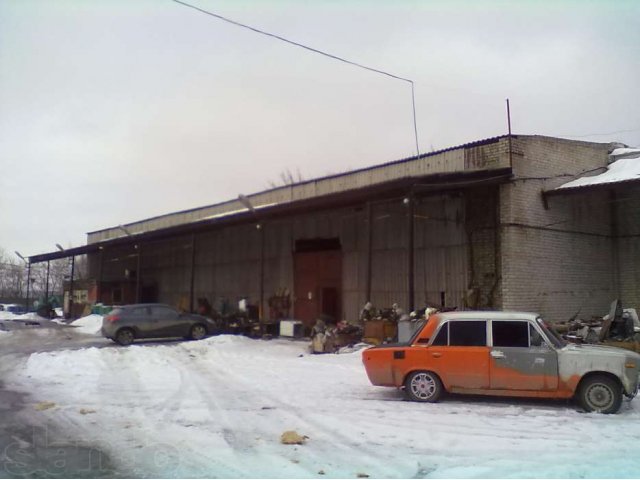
[578,375,623,414]
[405,371,443,403]
[190,324,207,340]
[115,328,135,346]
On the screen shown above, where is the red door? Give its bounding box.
[294,250,342,330]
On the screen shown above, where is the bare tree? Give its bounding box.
[0,248,26,301]
[268,167,304,188]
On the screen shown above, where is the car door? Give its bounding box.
[428,320,490,390]
[129,306,152,338]
[148,306,182,337]
[489,320,559,391]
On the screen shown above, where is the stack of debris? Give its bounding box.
[360,302,407,345]
[310,315,363,354]
[559,300,640,352]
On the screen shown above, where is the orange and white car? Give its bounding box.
[362,311,640,413]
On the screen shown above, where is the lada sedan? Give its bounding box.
[362,311,640,413]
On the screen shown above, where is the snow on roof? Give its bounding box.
[556,147,640,191]
[610,147,640,160]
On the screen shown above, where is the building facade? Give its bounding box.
[30,135,640,326]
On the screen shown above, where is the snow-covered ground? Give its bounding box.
[4,334,640,478]
[0,311,43,321]
[69,314,103,335]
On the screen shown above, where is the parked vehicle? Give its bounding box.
[2,304,25,315]
[362,311,640,414]
[101,304,221,346]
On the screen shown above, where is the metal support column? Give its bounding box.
[97,248,104,304]
[69,256,75,318]
[189,235,197,313]
[45,260,50,304]
[135,245,141,303]
[365,202,373,303]
[407,194,415,312]
[25,262,31,312]
[259,223,265,321]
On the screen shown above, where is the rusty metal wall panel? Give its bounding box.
[370,249,409,310]
[369,201,410,310]
[99,197,467,320]
[138,236,193,307]
[414,195,468,309]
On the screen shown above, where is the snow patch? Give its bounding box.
[610,147,640,160]
[70,314,103,335]
[0,311,44,321]
[557,148,640,190]
[7,337,640,477]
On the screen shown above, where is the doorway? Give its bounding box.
[293,239,342,331]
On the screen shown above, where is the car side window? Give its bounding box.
[431,323,448,346]
[449,321,487,346]
[529,324,544,347]
[492,321,529,347]
[150,306,177,319]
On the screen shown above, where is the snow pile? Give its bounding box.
[7,335,640,478]
[610,147,640,160]
[0,311,44,321]
[557,146,640,190]
[70,314,103,335]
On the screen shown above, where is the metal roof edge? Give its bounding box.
[86,134,511,236]
[35,167,512,263]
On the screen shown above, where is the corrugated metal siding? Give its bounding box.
[140,237,192,307]
[94,198,468,320]
[370,201,409,309]
[414,196,468,309]
[88,138,510,244]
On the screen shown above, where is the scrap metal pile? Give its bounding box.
[555,300,640,352]
[310,316,363,354]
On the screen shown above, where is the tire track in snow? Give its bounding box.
[173,342,410,477]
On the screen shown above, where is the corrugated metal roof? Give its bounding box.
[86,134,511,242]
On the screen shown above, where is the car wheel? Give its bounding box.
[190,324,207,340]
[404,371,443,403]
[115,328,135,346]
[578,375,623,414]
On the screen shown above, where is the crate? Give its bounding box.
[280,320,303,337]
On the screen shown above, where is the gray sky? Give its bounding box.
[1,0,639,259]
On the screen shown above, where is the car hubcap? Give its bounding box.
[587,384,613,410]
[193,326,205,339]
[411,373,436,399]
[119,331,132,344]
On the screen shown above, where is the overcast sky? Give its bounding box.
[1,0,638,259]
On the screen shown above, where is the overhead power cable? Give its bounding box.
[560,127,640,139]
[171,0,420,156]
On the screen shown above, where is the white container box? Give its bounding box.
[280,320,303,337]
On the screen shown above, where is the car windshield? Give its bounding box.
[536,317,566,348]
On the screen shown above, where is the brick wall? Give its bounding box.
[465,186,501,309]
[500,135,616,321]
[616,187,640,310]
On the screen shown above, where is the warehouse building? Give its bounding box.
[29,134,640,328]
